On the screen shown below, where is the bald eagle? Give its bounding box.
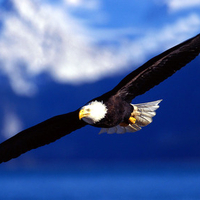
[0,34,200,163]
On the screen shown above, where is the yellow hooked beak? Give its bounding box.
[79,108,89,120]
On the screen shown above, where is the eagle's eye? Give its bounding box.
[86,108,90,112]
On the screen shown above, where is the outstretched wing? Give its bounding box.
[112,34,200,102]
[0,109,86,163]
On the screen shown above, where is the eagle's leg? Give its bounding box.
[128,116,136,124]
[119,116,136,127]
[119,122,128,127]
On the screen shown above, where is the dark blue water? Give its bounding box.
[0,162,200,200]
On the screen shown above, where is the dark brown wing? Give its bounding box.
[111,34,200,102]
[0,109,86,163]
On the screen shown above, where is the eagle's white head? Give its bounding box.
[79,100,107,124]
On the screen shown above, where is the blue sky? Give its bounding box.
[0,0,200,162]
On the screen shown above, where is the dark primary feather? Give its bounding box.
[0,109,86,163]
[112,34,200,102]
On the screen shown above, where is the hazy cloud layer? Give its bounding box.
[2,109,23,138]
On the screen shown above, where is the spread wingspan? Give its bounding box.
[0,34,200,164]
[0,109,86,163]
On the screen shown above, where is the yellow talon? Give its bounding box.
[128,117,136,124]
[119,117,136,127]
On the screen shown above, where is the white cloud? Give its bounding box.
[116,14,200,66]
[63,0,100,9]
[166,0,200,11]
[0,0,130,96]
[0,0,199,96]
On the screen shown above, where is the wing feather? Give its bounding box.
[0,109,86,163]
[112,34,200,102]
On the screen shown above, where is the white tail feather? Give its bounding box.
[99,100,162,134]
[132,100,162,127]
